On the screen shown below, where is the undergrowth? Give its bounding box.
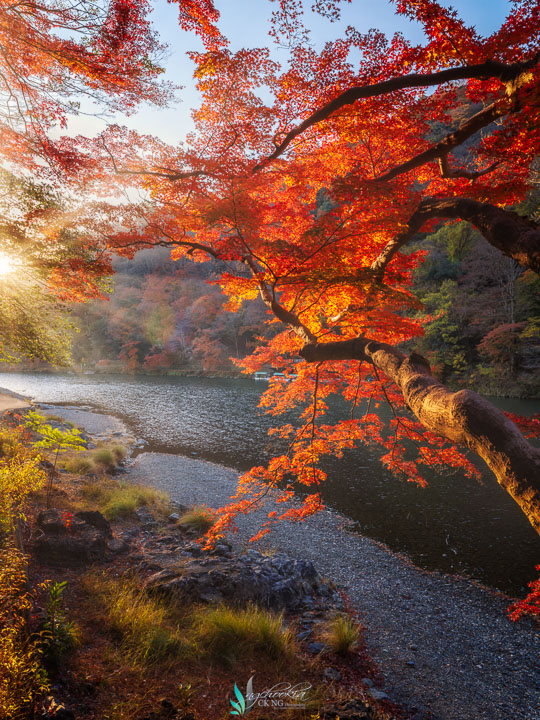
[80,478,170,520]
[321,613,361,655]
[190,603,296,669]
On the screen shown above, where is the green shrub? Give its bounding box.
[38,581,79,666]
[111,445,127,463]
[177,506,215,534]
[92,448,115,471]
[190,604,295,668]
[321,613,360,655]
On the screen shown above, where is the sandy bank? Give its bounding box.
[0,387,30,412]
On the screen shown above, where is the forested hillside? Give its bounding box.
[65,219,539,397]
[69,248,269,374]
[411,221,540,397]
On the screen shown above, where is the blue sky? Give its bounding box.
[69,0,513,144]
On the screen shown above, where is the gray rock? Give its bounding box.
[135,507,158,527]
[75,510,112,538]
[367,689,389,701]
[107,538,130,554]
[37,510,67,536]
[34,528,107,567]
[168,513,180,523]
[143,547,332,611]
[308,642,326,654]
[33,510,110,567]
[323,667,341,682]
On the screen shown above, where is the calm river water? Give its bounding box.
[2,371,539,595]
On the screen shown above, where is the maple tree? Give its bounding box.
[0,0,183,304]
[84,0,540,543]
[2,1,539,540]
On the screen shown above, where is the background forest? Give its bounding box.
[41,216,532,399]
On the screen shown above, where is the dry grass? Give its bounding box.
[83,575,184,666]
[60,443,127,475]
[79,478,170,520]
[320,613,361,655]
[189,603,296,669]
[176,506,215,534]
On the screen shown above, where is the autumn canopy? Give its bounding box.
[1,1,540,539]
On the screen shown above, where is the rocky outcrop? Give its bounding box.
[33,509,110,567]
[143,545,342,611]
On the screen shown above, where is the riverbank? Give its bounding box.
[128,451,539,720]
[3,404,400,720]
[33,404,540,720]
[0,387,30,412]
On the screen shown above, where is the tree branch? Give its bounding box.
[370,197,540,278]
[253,55,539,172]
[101,139,208,182]
[299,336,540,534]
[438,153,500,180]
[375,95,515,182]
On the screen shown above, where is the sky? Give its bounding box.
[68,0,513,145]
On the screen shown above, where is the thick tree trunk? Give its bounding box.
[371,197,540,277]
[300,337,540,534]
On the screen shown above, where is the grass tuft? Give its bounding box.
[84,575,184,665]
[60,443,127,475]
[92,448,115,472]
[190,604,295,668]
[101,483,170,520]
[321,613,361,655]
[176,506,215,534]
[64,455,96,475]
[79,478,169,520]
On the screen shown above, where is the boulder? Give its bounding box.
[36,510,67,536]
[144,549,335,611]
[33,510,109,567]
[75,510,112,538]
[33,527,107,567]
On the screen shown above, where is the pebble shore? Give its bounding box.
[129,451,540,720]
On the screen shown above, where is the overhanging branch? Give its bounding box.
[371,197,540,278]
[253,55,539,172]
[299,336,540,534]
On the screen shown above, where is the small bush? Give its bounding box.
[321,614,361,655]
[38,581,79,666]
[191,604,295,668]
[86,576,183,665]
[80,479,106,502]
[111,444,127,463]
[0,547,49,718]
[177,506,215,534]
[0,427,45,533]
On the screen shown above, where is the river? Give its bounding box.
[2,371,539,595]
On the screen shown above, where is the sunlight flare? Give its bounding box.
[0,252,17,277]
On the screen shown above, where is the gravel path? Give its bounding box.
[129,451,540,720]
